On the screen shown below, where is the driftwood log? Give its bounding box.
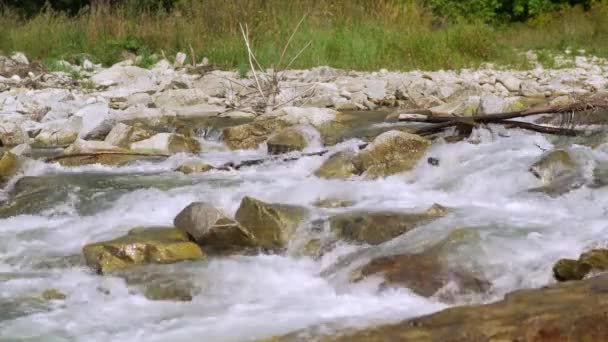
[404,96,608,136]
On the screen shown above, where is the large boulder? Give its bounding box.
[0,121,28,146]
[62,139,125,155]
[174,202,254,254]
[91,65,156,96]
[314,151,359,179]
[354,130,430,178]
[222,119,289,150]
[234,196,309,251]
[554,249,608,281]
[130,133,201,154]
[329,204,449,245]
[82,227,204,274]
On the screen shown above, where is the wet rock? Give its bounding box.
[302,274,608,342]
[82,227,204,274]
[329,204,448,245]
[117,266,197,301]
[0,121,29,146]
[0,151,18,186]
[175,161,214,174]
[313,198,355,208]
[130,133,201,154]
[529,149,578,184]
[554,249,608,281]
[41,289,67,301]
[314,151,359,179]
[352,246,489,298]
[174,202,254,253]
[354,130,430,178]
[222,119,289,150]
[267,126,314,155]
[235,196,309,251]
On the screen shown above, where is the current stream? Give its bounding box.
[1,122,607,341]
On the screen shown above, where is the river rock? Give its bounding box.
[234,196,309,251]
[314,151,359,179]
[33,117,81,147]
[329,204,448,245]
[130,133,201,154]
[174,202,255,253]
[258,107,338,128]
[175,161,214,174]
[0,152,18,186]
[82,227,204,274]
[104,123,135,147]
[350,229,488,298]
[222,119,289,150]
[0,121,28,146]
[117,266,198,301]
[91,65,156,95]
[554,249,608,281]
[299,274,608,342]
[266,126,311,155]
[354,130,430,178]
[529,149,578,184]
[63,139,125,155]
[496,74,521,92]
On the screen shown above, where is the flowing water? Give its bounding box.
[1,122,607,341]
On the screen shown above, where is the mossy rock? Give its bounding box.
[529,149,578,184]
[48,151,167,167]
[117,267,198,302]
[267,127,308,155]
[314,151,359,179]
[82,227,204,274]
[329,204,448,245]
[354,130,430,178]
[235,196,309,251]
[41,289,67,301]
[175,161,215,174]
[222,119,290,150]
[0,151,18,186]
[554,249,608,282]
[174,202,255,254]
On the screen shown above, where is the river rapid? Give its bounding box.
[1,123,607,342]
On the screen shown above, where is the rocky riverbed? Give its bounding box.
[1,51,608,341]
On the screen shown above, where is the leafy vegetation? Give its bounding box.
[0,0,606,71]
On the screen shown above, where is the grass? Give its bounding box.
[0,0,607,72]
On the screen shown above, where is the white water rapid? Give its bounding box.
[1,125,607,342]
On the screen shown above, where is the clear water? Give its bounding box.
[1,125,607,341]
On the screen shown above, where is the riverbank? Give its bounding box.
[1,1,608,71]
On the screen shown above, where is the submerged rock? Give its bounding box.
[82,227,204,274]
[329,204,448,245]
[554,249,608,281]
[130,133,201,154]
[351,245,489,298]
[354,130,430,178]
[175,161,214,174]
[222,119,289,150]
[174,202,254,253]
[235,196,309,251]
[41,289,67,301]
[117,266,198,302]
